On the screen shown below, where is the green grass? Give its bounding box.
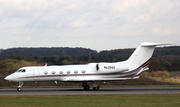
[0,94,180,107]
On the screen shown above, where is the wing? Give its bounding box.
[63,76,139,82]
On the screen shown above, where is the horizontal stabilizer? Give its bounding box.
[141,42,171,47]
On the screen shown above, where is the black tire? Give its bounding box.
[17,88,22,92]
[84,85,90,90]
[93,86,99,91]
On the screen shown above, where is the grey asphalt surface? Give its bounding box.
[1,87,180,95]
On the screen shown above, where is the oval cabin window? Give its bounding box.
[81,70,86,74]
[44,71,48,75]
[74,70,78,74]
[67,70,71,74]
[59,71,63,74]
[52,71,56,74]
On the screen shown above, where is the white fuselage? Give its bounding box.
[5,62,135,82]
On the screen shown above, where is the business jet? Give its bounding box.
[4,42,170,91]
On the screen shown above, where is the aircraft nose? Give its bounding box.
[4,76,10,81]
[4,75,13,81]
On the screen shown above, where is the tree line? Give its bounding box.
[0,46,180,71]
[0,47,97,59]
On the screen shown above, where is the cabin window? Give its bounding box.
[67,70,71,74]
[44,71,48,75]
[52,71,56,74]
[81,70,86,74]
[21,69,26,72]
[74,70,78,74]
[59,71,63,74]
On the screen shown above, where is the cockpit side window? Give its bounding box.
[21,69,26,72]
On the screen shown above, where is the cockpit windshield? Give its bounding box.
[16,69,22,72]
[16,69,26,73]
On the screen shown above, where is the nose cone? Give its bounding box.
[4,75,10,81]
[4,76,8,80]
[4,75,13,81]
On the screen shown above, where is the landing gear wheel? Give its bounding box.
[17,82,24,92]
[93,86,99,91]
[84,85,90,90]
[17,88,22,92]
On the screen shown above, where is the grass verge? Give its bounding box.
[0,94,180,107]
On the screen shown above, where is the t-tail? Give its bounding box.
[126,42,171,72]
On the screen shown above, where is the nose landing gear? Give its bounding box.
[17,82,23,92]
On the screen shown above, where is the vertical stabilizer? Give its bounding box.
[127,42,170,70]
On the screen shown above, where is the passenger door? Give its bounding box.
[33,68,40,80]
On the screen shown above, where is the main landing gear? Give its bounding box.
[82,82,100,91]
[82,82,90,90]
[93,86,99,91]
[93,81,99,91]
[17,82,23,92]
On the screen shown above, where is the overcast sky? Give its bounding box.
[0,0,180,51]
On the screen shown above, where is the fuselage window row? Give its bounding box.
[43,70,86,75]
